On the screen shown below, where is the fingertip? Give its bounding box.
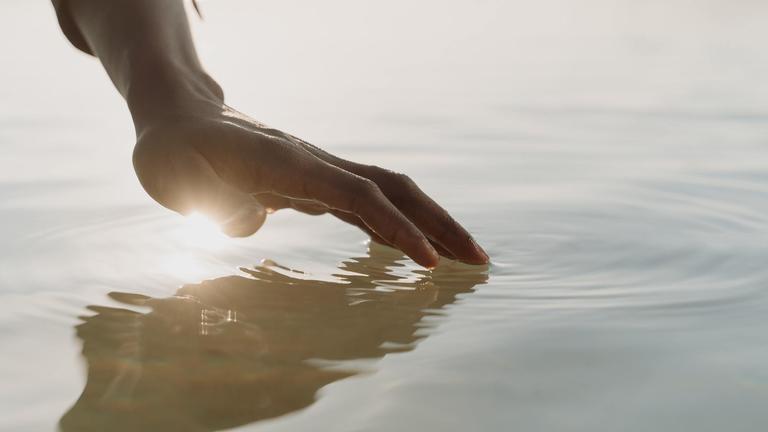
[457,251,490,266]
[470,237,490,264]
[416,238,441,269]
[452,237,489,265]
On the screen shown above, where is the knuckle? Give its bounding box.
[366,164,388,176]
[353,177,381,196]
[392,172,417,189]
[345,177,380,212]
[382,171,419,202]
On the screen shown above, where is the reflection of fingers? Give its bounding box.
[283,161,439,268]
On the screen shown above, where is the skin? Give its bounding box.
[64,0,489,268]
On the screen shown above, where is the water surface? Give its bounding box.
[3,0,768,431]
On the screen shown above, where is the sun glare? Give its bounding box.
[160,213,230,279]
[174,212,228,249]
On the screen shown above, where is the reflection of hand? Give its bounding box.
[60,254,487,432]
[133,103,488,268]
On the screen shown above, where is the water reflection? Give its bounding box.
[59,245,487,432]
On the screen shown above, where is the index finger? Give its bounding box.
[277,161,441,268]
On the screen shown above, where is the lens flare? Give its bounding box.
[174,212,228,249]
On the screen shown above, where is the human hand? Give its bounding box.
[132,105,488,268]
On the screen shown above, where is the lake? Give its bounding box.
[2,0,768,431]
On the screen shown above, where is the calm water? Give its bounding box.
[3,0,768,431]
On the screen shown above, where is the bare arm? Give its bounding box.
[63,0,220,127]
[55,0,489,268]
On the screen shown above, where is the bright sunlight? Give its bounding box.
[174,212,229,249]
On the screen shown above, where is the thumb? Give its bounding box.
[134,140,267,237]
[220,200,267,237]
[185,161,267,237]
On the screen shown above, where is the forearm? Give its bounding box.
[66,0,222,130]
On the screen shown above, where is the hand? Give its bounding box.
[132,104,489,268]
[59,0,486,268]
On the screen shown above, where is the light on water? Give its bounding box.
[159,252,215,281]
[155,213,230,280]
[174,212,228,250]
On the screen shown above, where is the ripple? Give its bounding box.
[481,170,768,319]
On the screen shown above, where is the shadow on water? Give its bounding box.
[59,244,487,432]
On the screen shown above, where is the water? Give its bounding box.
[3,0,768,430]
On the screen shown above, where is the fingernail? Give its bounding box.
[470,237,490,263]
[421,239,440,268]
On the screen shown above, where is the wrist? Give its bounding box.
[125,51,224,134]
